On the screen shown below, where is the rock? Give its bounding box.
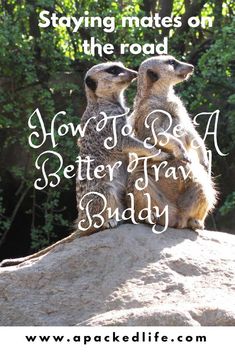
[0,224,234,326]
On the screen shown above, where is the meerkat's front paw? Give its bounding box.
[150,211,159,224]
[182,153,192,164]
[188,218,204,230]
[145,144,161,157]
[104,218,118,229]
[174,145,191,163]
[146,145,172,161]
[198,149,209,169]
[201,157,209,170]
[153,151,172,161]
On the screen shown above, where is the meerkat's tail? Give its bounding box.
[0,230,79,268]
[0,220,119,267]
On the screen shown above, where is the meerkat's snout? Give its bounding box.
[119,68,138,83]
[128,69,138,81]
[177,62,194,79]
[167,57,194,81]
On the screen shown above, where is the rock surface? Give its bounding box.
[0,224,234,326]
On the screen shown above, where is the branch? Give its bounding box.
[140,0,157,15]
[175,0,207,35]
[213,0,223,27]
[172,0,208,54]
[184,0,191,12]
[188,38,212,63]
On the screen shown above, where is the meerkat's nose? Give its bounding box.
[188,64,194,72]
[128,69,138,80]
[185,64,194,73]
[180,63,194,75]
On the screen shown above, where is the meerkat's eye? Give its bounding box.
[168,59,176,67]
[105,65,123,75]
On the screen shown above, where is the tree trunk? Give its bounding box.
[172,0,207,54]
[159,0,174,38]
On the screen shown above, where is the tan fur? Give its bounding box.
[76,61,169,236]
[127,55,217,230]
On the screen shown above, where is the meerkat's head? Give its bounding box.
[137,55,194,98]
[84,62,137,103]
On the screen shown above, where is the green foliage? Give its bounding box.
[0,182,11,235]
[220,192,235,216]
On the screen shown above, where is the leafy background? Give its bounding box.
[0,0,234,259]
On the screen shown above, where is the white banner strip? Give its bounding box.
[0,326,234,352]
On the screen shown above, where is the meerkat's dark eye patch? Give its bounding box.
[168,59,177,68]
[105,65,124,75]
[85,76,97,91]
[147,69,159,82]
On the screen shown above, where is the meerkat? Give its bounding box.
[76,61,170,236]
[127,55,217,230]
[0,61,170,267]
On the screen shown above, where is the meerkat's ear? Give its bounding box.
[85,76,97,91]
[147,69,159,82]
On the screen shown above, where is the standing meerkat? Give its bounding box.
[127,55,217,230]
[76,61,169,236]
[0,61,169,267]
